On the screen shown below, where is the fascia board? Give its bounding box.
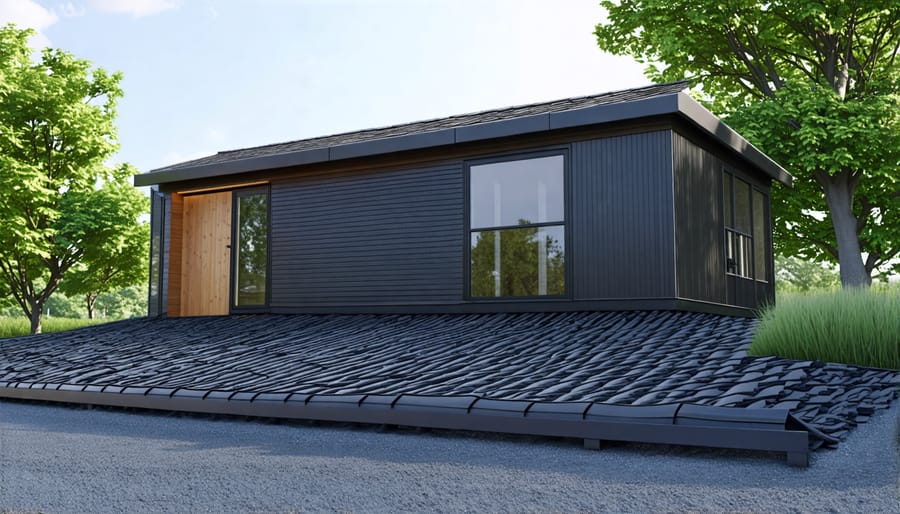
[675,93,794,187]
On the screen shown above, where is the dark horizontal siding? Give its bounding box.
[673,132,727,304]
[270,165,464,306]
[571,131,676,300]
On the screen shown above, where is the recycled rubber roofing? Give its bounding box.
[1,311,896,447]
[148,81,690,174]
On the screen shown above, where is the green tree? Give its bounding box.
[234,192,268,306]
[45,291,84,319]
[471,224,565,297]
[95,285,148,319]
[775,255,840,292]
[595,1,900,287]
[0,24,136,333]
[59,172,149,319]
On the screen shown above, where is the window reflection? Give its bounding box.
[470,155,564,229]
[234,192,268,307]
[469,155,565,297]
[471,226,565,297]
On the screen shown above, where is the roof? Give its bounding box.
[134,82,793,187]
[1,311,892,447]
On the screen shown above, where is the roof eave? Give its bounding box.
[674,93,793,187]
[134,92,792,188]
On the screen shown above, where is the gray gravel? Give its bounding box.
[0,400,897,513]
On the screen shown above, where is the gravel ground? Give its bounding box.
[0,400,897,514]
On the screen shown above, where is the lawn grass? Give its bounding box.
[0,317,104,339]
[749,288,900,370]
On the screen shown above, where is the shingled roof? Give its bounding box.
[1,311,896,465]
[135,81,792,187]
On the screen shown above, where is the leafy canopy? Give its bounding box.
[59,166,149,317]
[596,0,900,285]
[0,24,147,332]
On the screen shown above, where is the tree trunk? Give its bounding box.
[29,301,43,335]
[86,294,97,320]
[819,171,871,288]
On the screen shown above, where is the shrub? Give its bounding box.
[749,288,900,370]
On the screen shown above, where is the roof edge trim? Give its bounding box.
[134,91,792,187]
[675,93,793,187]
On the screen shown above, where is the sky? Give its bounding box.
[0,0,649,173]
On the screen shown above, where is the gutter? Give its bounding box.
[134,94,793,188]
[0,383,828,467]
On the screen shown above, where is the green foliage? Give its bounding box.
[234,192,268,306]
[94,285,147,319]
[749,289,900,369]
[0,285,147,319]
[60,169,150,317]
[45,292,84,318]
[0,24,146,333]
[470,225,565,297]
[727,84,900,276]
[595,1,900,287]
[0,316,103,339]
[775,255,840,293]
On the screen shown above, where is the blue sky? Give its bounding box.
[0,0,648,173]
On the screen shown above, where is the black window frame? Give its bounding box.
[464,149,571,301]
[147,189,166,317]
[723,169,769,283]
[752,187,770,284]
[229,185,272,313]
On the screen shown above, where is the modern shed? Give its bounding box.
[135,82,792,318]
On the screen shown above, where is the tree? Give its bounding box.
[774,254,840,292]
[471,223,565,297]
[95,285,148,319]
[595,1,900,287]
[0,24,137,333]
[45,291,84,319]
[59,171,149,319]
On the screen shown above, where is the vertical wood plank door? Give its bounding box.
[180,192,232,316]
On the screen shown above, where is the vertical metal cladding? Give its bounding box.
[269,164,465,307]
[673,132,727,304]
[570,131,676,300]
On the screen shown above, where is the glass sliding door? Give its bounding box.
[232,188,269,309]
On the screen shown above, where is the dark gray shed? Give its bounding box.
[135,82,791,317]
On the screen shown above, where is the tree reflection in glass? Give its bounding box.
[234,192,267,306]
[471,224,565,297]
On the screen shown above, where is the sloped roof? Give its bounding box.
[135,82,792,187]
[0,311,892,446]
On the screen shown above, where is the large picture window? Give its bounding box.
[469,154,565,298]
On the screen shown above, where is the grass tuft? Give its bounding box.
[0,317,104,339]
[749,288,900,370]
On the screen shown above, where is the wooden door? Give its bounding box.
[180,192,232,316]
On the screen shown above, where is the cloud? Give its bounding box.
[89,0,178,18]
[0,0,58,47]
[57,2,86,17]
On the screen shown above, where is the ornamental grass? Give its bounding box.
[749,288,900,370]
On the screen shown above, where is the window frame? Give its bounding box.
[722,169,770,283]
[464,149,571,301]
[751,187,770,284]
[229,185,272,313]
